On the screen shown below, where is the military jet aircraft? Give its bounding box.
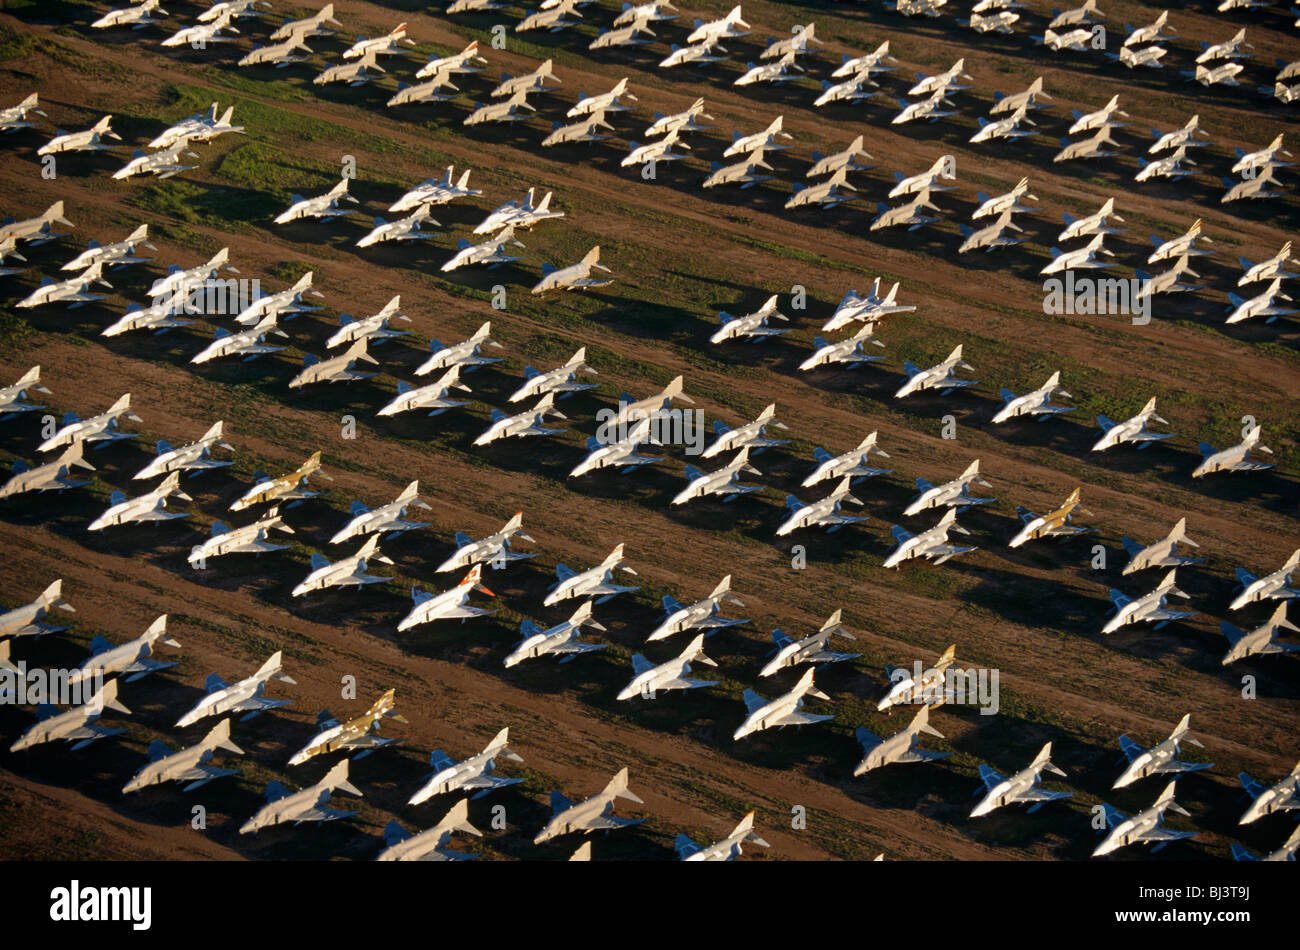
[621,129,691,168]
[710,295,790,344]
[701,404,788,460]
[891,91,959,126]
[132,421,233,481]
[786,168,857,210]
[148,103,242,150]
[1237,762,1300,825]
[670,448,763,506]
[871,188,944,231]
[0,200,72,247]
[1226,278,1295,325]
[1121,518,1202,575]
[291,535,392,597]
[87,471,191,531]
[0,365,50,418]
[229,450,328,512]
[413,322,502,378]
[1196,27,1252,64]
[1091,397,1172,452]
[542,112,614,148]
[1220,605,1300,665]
[958,209,1025,253]
[1238,241,1298,286]
[676,811,769,861]
[342,21,415,61]
[1123,9,1173,47]
[274,179,359,224]
[388,74,461,106]
[1007,488,1091,549]
[464,91,536,126]
[516,0,586,32]
[148,246,238,304]
[567,77,636,118]
[645,97,714,138]
[543,543,639,607]
[760,610,858,677]
[973,178,1038,219]
[441,226,525,273]
[1229,549,1300,611]
[590,17,657,50]
[270,2,342,41]
[908,58,973,98]
[0,235,27,277]
[0,92,45,133]
[327,298,411,350]
[883,509,976,569]
[435,512,534,573]
[390,169,481,214]
[288,689,407,766]
[534,767,644,844]
[200,0,271,23]
[473,393,567,446]
[876,644,957,713]
[240,760,362,834]
[658,38,727,68]
[822,278,914,331]
[854,705,948,775]
[356,207,439,249]
[15,261,113,310]
[686,4,749,44]
[1053,130,1122,164]
[1134,252,1205,298]
[806,136,874,179]
[408,727,524,805]
[0,441,95,500]
[1059,198,1125,244]
[396,565,497,632]
[507,348,597,405]
[702,152,774,189]
[971,743,1072,817]
[894,345,976,398]
[1147,221,1212,267]
[733,667,833,741]
[191,316,287,365]
[1221,171,1286,204]
[102,300,195,338]
[38,393,139,453]
[239,34,315,67]
[775,476,867,537]
[645,575,746,643]
[1118,44,1167,68]
[123,718,244,794]
[414,38,488,78]
[162,9,240,48]
[801,432,891,488]
[188,506,294,568]
[1232,826,1300,862]
[611,374,694,429]
[38,116,120,156]
[615,0,679,26]
[1093,782,1197,857]
[504,602,607,668]
[568,417,663,479]
[9,678,131,753]
[314,50,386,87]
[176,651,296,727]
[1114,714,1212,789]
[618,634,718,701]
[799,326,886,371]
[328,481,429,545]
[491,59,561,99]
[0,579,74,638]
[63,224,155,272]
[1102,569,1196,635]
[832,41,897,81]
[378,800,482,861]
[1041,233,1115,274]
[531,246,612,295]
[724,116,792,158]
[735,51,804,87]
[68,615,179,688]
[475,189,563,235]
[1191,425,1274,477]
[287,339,378,391]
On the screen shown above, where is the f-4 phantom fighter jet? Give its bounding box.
[0,92,46,133]
[807,135,874,178]
[414,38,489,77]
[239,35,315,68]
[1196,27,1252,65]
[191,316,288,365]
[0,442,95,500]
[464,91,536,126]
[133,421,233,480]
[88,470,192,532]
[1123,9,1173,47]
[473,393,568,446]
[1117,716,1214,791]
[287,339,379,390]
[0,365,50,417]
[274,178,359,224]
[1220,605,1300,665]
[314,50,386,87]
[1041,233,1115,273]
[991,371,1072,423]
[441,226,525,272]
[0,580,74,638]
[1092,397,1172,452]
[148,102,243,149]
[646,97,714,138]
[1229,549,1300,611]
[378,800,482,861]
[854,704,948,775]
[229,451,328,512]
[612,374,694,428]
[531,246,612,294]
[908,58,973,97]
[436,512,535,573]
[704,407,785,461]
[356,207,439,249]
[659,38,727,68]
[832,41,897,79]
[990,76,1049,115]
[188,506,294,568]
[509,348,597,404]
[973,177,1038,219]
[15,261,113,310]
[504,602,607,668]
[1059,197,1125,243]
[415,321,503,377]
[408,727,524,805]
[1225,278,1296,326]
[475,189,563,235]
[63,224,156,272]
[733,668,833,741]
[1191,425,1274,477]
[491,59,561,98]
[1232,826,1300,862]
[176,652,296,727]
[686,4,749,44]
[676,811,770,861]
[0,235,27,277]
[1093,782,1197,857]
[590,18,657,50]
[516,0,585,33]
[724,116,792,158]
[971,743,1072,816]
[288,688,407,766]
[9,679,131,753]
[38,116,120,155]
[1237,762,1300,825]
[760,609,858,676]
[240,760,363,834]
[123,718,244,794]
[814,72,879,108]
[646,575,746,642]
[389,74,461,106]
[711,296,791,345]
[38,393,139,453]
[1122,518,1202,574]
[543,543,639,607]
[1238,241,1298,286]
[162,10,241,48]
[568,417,663,479]
[1052,130,1122,164]
[775,476,867,538]
[1008,488,1091,548]
[883,510,976,569]
[68,615,179,688]
[671,448,763,506]
[802,432,891,487]
[1150,117,1210,156]
[702,152,774,189]
[870,187,944,230]
[0,200,72,247]
[291,534,393,597]
[534,767,645,844]
[799,326,887,371]
[568,77,637,117]
[391,168,482,213]
[622,129,692,168]
[148,246,238,303]
[1103,570,1196,635]
[615,0,680,27]
[103,300,194,338]
[958,209,1025,253]
[327,297,411,350]
[822,278,914,332]
[329,480,429,545]
[396,565,497,632]
[342,21,415,60]
[894,345,977,399]
[735,51,805,87]
[270,3,342,41]
[618,634,719,701]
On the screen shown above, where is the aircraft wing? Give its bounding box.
[1118,735,1145,762]
[1013,786,1067,803]
[66,722,125,749]
[581,812,644,831]
[180,764,241,791]
[674,833,703,859]
[741,689,767,714]
[1132,824,1196,844]
[658,675,717,691]
[630,654,655,677]
[896,748,950,764]
[1101,803,1128,829]
[1238,773,1266,800]
[550,790,575,815]
[978,764,1006,791]
[439,604,496,620]
[295,804,359,824]
[774,710,834,728]
[468,775,523,798]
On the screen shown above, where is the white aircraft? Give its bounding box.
[414,321,503,377]
[1093,782,1197,857]
[0,235,26,276]
[615,0,679,26]
[342,21,415,60]
[396,565,496,632]
[94,0,170,29]
[176,651,296,728]
[822,278,915,331]
[442,228,525,274]
[735,51,804,87]
[891,90,959,126]
[0,92,45,133]
[228,450,328,512]
[724,116,792,158]
[532,246,612,295]
[904,462,993,519]
[646,575,746,643]
[473,393,567,446]
[123,719,244,794]
[87,471,191,531]
[131,421,232,483]
[831,41,897,79]
[786,168,857,209]
[1102,569,1196,635]
[287,340,378,390]
[686,4,749,44]
[37,393,140,453]
[733,667,833,741]
[893,0,949,16]
[645,98,714,138]
[1114,714,1212,788]
[1191,425,1274,477]
[188,506,294,568]
[1237,242,1297,289]
[270,3,342,41]
[969,105,1036,144]
[233,273,319,326]
[1232,826,1300,862]
[676,812,769,861]
[1150,116,1210,156]
[991,371,1073,424]
[760,610,858,677]
[710,294,790,344]
[807,136,874,178]
[971,743,1072,817]
[63,224,155,273]
[965,9,1020,31]
[958,209,1025,253]
[504,602,607,668]
[1148,219,1212,263]
[1192,60,1246,88]
[816,73,876,109]
[1226,278,1295,325]
[191,316,287,365]
[508,348,597,405]
[568,417,663,479]
[618,634,718,701]
[356,207,439,249]
[854,705,948,775]
[0,579,74,638]
[1229,550,1300,611]
[0,200,72,247]
[1196,27,1251,64]
[327,297,411,350]
[1121,518,1202,575]
[516,0,585,33]
[199,0,270,23]
[314,50,387,87]
[702,153,774,189]
[68,615,179,688]
[1221,170,1286,204]
[389,170,479,213]
[162,9,240,48]
[0,442,95,500]
[659,37,728,68]
[1118,44,1167,69]
[492,60,561,99]
[274,179,359,224]
[148,103,242,149]
[388,74,462,106]
[1220,605,1300,665]
[894,345,976,398]
[148,246,238,303]
[568,77,636,118]
[702,404,789,459]
[414,39,489,78]
[1091,398,1172,452]
[378,801,482,861]
[1139,146,1198,178]
[1123,10,1173,47]
[240,760,362,835]
[1237,762,1300,825]
[1042,26,1095,51]
[533,768,644,844]
[329,481,429,545]
[799,326,887,371]
[474,189,563,235]
[801,432,891,488]
[0,365,49,418]
[408,727,524,805]
[670,448,763,506]
[542,112,614,148]
[15,262,113,310]
[436,512,535,573]
[1135,254,1203,298]
[239,35,315,68]
[1054,126,1123,163]
[1041,233,1115,274]
[871,188,944,231]
[287,689,407,766]
[883,509,976,569]
[612,374,694,428]
[464,91,536,126]
[38,116,120,156]
[1059,197,1124,243]
[908,59,973,98]
[291,535,393,597]
[775,476,867,538]
[9,679,131,753]
[544,543,639,607]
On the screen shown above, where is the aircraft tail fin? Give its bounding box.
[205,717,245,755]
[603,766,643,804]
[322,759,363,797]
